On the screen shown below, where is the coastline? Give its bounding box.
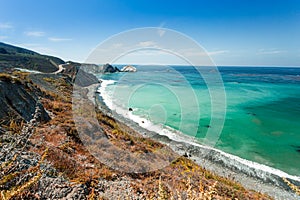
[87,81,300,200]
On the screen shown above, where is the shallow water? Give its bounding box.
[96,66,300,176]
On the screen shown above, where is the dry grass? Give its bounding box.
[0,73,12,81]
[283,177,300,196]
[0,118,24,134]
[0,149,48,200]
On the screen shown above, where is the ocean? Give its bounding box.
[96,66,300,177]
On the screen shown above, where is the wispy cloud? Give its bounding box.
[157,22,166,37]
[207,50,229,56]
[25,31,45,37]
[182,48,229,57]
[48,37,72,42]
[138,41,157,47]
[0,23,13,30]
[257,48,285,55]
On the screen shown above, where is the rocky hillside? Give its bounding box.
[0,72,50,124]
[0,42,65,73]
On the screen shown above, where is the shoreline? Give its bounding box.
[88,82,300,200]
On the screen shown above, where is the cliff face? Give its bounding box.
[0,74,50,123]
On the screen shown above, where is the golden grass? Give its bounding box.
[0,118,25,134]
[0,149,48,200]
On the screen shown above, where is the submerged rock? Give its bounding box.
[121,65,137,72]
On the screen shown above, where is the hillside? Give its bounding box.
[0,42,65,73]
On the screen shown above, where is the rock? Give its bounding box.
[128,108,133,111]
[0,76,50,123]
[183,152,190,157]
[74,69,99,87]
[0,47,8,54]
[0,126,6,134]
[121,65,137,72]
[101,63,120,73]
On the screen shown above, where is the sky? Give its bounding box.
[0,0,300,66]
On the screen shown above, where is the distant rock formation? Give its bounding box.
[121,65,137,72]
[101,63,120,73]
[60,62,100,87]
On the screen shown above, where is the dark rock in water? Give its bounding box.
[247,112,257,116]
[205,125,211,128]
[291,145,300,153]
[128,108,133,111]
[101,63,120,73]
[141,121,144,123]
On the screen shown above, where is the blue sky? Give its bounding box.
[0,0,300,66]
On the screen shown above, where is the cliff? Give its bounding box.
[0,73,50,124]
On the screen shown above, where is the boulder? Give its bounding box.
[121,65,137,72]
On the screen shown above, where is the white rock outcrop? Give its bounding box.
[121,65,137,72]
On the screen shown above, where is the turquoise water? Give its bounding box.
[98,66,300,176]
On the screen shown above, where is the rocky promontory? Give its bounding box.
[121,65,137,72]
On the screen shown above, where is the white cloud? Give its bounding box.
[207,50,229,56]
[25,31,45,37]
[157,22,166,37]
[257,49,285,55]
[48,37,72,42]
[138,41,157,47]
[181,48,229,57]
[0,23,13,30]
